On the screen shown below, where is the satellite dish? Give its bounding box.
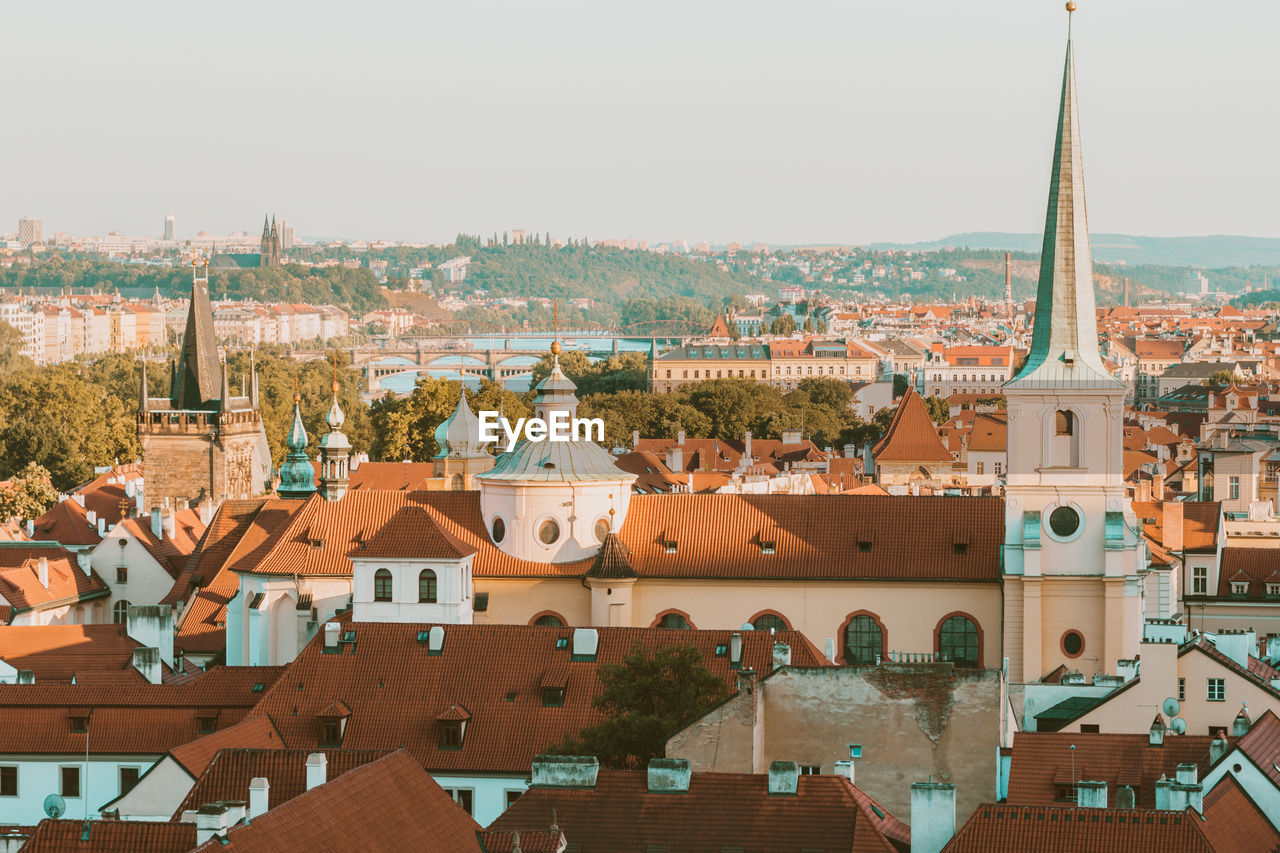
[1171,717,1188,735]
[43,794,66,819]
[1162,697,1181,717]
[740,623,755,631]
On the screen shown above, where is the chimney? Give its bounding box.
[531,755,599,789]
[1163,502,1184,552]
[910,782,957,853]
[25,519,33,538]
[1154,777,1174,810]
[37,557,48,589]
[736,668,756,695]
[195,801,246,846]
[571,628,598,660]
[97,517,106,538]
[767,761,799,796]
[631,430,640,450]
[824,638,836,663]
[428,625,445,654]
[1175,764,1197,785]
[677,429,686,446]
[834,760,855,784]
[126,605,174,667]
[1213,632,1250,670]
[744,431,753,460]
[131,647,161,684]
[198,498,213,526]
[16,670,34,684]
[323,622,341,651]
[1076,780,1107,809]
[164,506,176,540]
[247,778,269,821]
[646,758,691,793]
[1116,785,1136,809]
[86,509,97,527]
[729,632,743,668]
[150,509,162,539]
[666,445,684,473]
[305,753,328,791]
[73,494,85,508]
[1209,732,1228,764]
[772,642,791,669]
[1153,471,1165,501]
[1232,708,1251,737]
[76,551,91,576]
[781,429,801,445]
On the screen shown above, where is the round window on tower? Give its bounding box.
[594,518,610,543]
[1048,505,1081,539]
[1061,630,1085,658]
[490,517,505,544]
[538,519,561,546]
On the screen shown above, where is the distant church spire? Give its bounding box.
[171,259,222,410]
[1007,11,1121,390]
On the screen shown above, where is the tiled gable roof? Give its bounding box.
[0,624,144,683]
[348,461,437,491]
[20,819,195,853]
[248,622,827,774]
[1216,548,1280,598]
[944,803,1212,852]
[490,770,908,853]
[872,389,952,463]
[1233,709,1280,789]
[30,499,100,547]
[118,509,205,579]
[169,714,286,777]
[189,750,481,852]
[175,747,389,819]
[358,506,475,560]
[475,829,566,852]
[1199,775,1280,853]
[0,544,109,612]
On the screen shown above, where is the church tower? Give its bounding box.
[138,260,272,511]
[432,389,496,490]
[277,392,318,500]
[1001,10,1144,682]
[318,380,351,501]
[260,214,281,267]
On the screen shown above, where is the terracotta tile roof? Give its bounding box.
[189,750,481,852]
[248,622,827,774]
[1233,709,1280,789]
[1136,339,1185,360]
[1216,548,1280,598]
[872,389,952,463]
[1199,774,1280,853]
[348,461,438,491]
[475,829,566,852]
[118,509,205,579]
[0,624,143,682]
[20,818,195,853]
[30,499,100,547]
[70,463,144,528]
[490,770,908,853]
[169,715,286,777]
[967,412,1007,452]
[1007,732,1229,809]
[0,666,283,754]
[175,747,389,818]
[944,803,1212,853]
[0,544,109,613]
[359,506,475,560]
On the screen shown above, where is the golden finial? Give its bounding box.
[1066,1,1076,11]
[551,300,561,356]
[551,340,561,356]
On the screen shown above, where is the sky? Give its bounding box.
[3,1,1278,246]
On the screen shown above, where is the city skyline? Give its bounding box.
[4,1,1279,246]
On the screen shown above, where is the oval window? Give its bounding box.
[594,518,610,543]
[1062,630,1084,657]
[538,519,560,545]
[491,517,505,543]
[1048,505,1080,538]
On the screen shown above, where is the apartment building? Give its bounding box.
[922,344,1015,398]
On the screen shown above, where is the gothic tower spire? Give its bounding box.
[172,259,222,411]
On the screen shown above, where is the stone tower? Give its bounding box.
[1001,15,1143,683]
[138,261,272,512]
[260,214,281,268]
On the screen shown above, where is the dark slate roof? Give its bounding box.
[585,532,637,579]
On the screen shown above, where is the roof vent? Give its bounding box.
[531,755,599,789]
[646,758,691,793]
[571,628,598,661]
[322,622,340,652]
[427,626,445,655]
[729,632,743,668]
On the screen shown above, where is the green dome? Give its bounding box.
[278,401,316,498]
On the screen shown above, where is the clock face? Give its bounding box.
[1049,505,1081,538]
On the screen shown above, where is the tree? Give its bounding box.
[0,463,58,521]
[769,314,797,336]
[548,642,727,769]
[892,373,909,399]
[0,322,33,374]
[1203,369,1237,387]
[923,395,951,425]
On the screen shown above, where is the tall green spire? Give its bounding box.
[277,395,316,499]
[1007,21,1122,391]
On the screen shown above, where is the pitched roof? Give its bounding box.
[490,770,908,853]
[943,803,1212,853]
[872,389,952,463]
[175,747,389,819]
[20,819,195,853]
[358,506,475,560]
[30,499,100,547]
[0,624,144,683]
[247,622,827,775]
[0,544,109,613]
[1216,548,1280,598]
[475,830,566,853]
[0,666,283,754]
[1199,775,1280,853]
[1233,708,1280,789]
[169,714,286,777]
[117,510,205,579]
[348,461,438,492]
[584,531,635,579]
[1007,732,1229,809]
[967,412,1008,452]
[189,750,481,852]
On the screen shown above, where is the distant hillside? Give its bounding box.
[872,233,1280,268]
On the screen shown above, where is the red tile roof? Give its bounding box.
[1216,548,1280,599]
[175,747,389,819]
[490,770,908,853]
[0,666,283,754]
[71,463,144,528]
[0,624,144,682]
[475,829,566,852]
[348,461,438,491]
[360,506,475,560]
[168,714,286,777]
[1007,731,1228,809]
[189,750,481,852]
[20,819,195,853]
[943,803,1212,852]
[1233,709,1280,789]
[872,388,952,463]
[30,499,100,547]
[117,510,205,579]
[1199,775,1280,853]
[247,622,827,774]
[0,544,109,613]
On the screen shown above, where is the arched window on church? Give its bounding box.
[113,600,131,624]
[843,614,884,665]
[450,473,464,491]
[419,569,437,604]
[1051,410,1080,467]
[937,615,980,668]
[374,569,393,602]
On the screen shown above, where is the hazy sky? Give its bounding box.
[4,1,1278,246]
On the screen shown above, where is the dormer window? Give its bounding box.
[1231,581,1249,597]
[857,541,872,554]
[320,718,343,747]
[663,539,678,554]
[308,538,324,549]
[542,687,565,707]
[68,715,89,733]
[196,711,218,735]
[440,722,463,748]
[1267,583,1280,598]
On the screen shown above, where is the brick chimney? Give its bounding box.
[1153,471,1165,501]
[126,605,174,668]
[1163,501,1184,552]
[772,642,791,669]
